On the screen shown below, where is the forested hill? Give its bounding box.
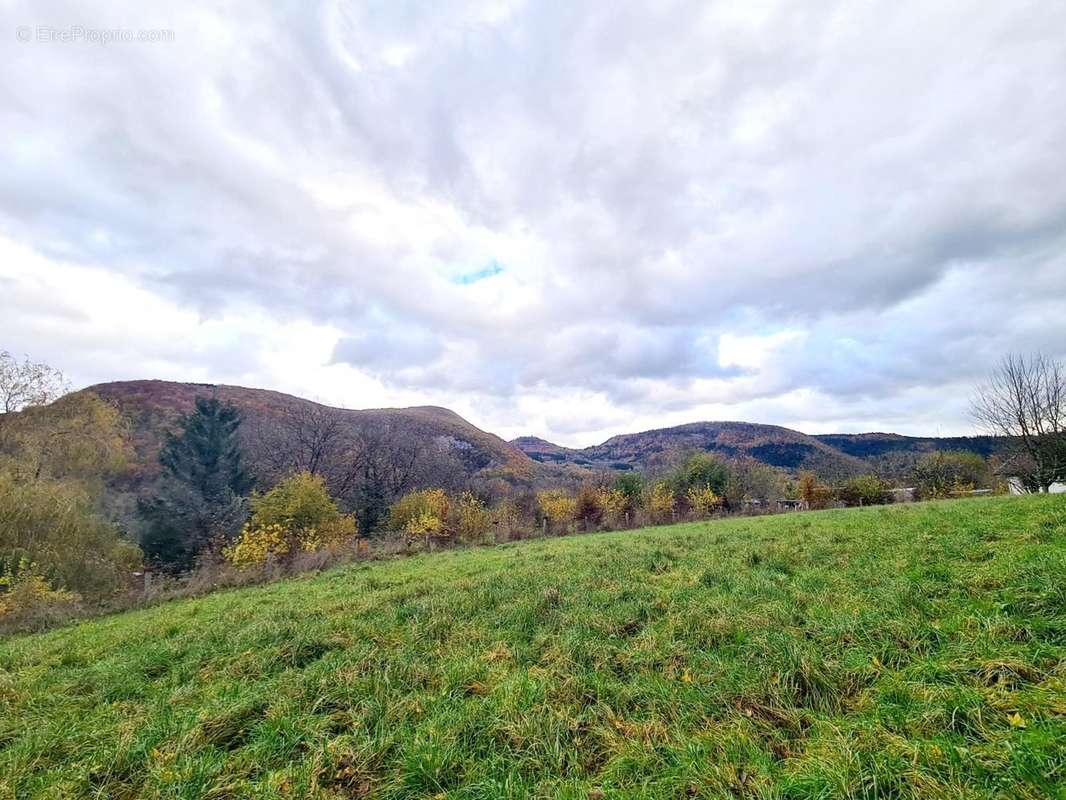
[513,423,1006,479]
[86,379,534,490]
[812,432,1002,459]
[78,381,1005,491]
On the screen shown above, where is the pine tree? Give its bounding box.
[139,397,252,571]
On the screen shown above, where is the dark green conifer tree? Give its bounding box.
[139,397,252,570]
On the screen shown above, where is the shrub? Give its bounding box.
[220,523,291,568]
[246,471,340,531]
[598,486,627,522]
[537,490,575,528]
[646,481,677,522]
[224,472,356,567]
[0,557,80,634]
[912,451,990,499]
[612,472,645,513]
[840,474,888,506]
[798,472,834,510]
[574,484,604,529]
[0,473,141,597]
[453,491,491,541]
[388,489,450,536]
[685,484,721,516]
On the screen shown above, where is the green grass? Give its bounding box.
[1,496,1064,799]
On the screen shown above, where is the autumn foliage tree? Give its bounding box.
[388,488,451,537]
[574,484,604,530]
[0,355,140,623]
[646,481,677,523]
[797,471,834,509]
[537,490,576,532]
[224,471,356,567]
[0,351,68,417]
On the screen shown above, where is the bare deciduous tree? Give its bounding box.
[971,353,1066,492]
[0,351,69,414]
[248,402,362,497]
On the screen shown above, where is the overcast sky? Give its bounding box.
[2,1,1065,446]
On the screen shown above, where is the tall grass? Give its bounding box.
[0,495,1063,798]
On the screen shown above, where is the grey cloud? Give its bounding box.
[332,327,443,371]
[2,0,1066,443]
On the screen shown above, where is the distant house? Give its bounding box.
[886,487,916,503]
[1005,477,1066,495]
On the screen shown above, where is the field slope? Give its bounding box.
[1,497,1064,799]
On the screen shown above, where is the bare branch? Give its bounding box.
[971,353,1066,491]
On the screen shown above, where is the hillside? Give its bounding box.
[813,432,1003,460]
[61,382,1008,491]
[1,495,1062,797]
[514,424,1008,479]
[514,421,870,478]
[85,380,535,488]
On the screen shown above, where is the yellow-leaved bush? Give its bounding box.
[685,484,721,515]
[388,489,450,537]
[223,471,357,568]
[454,491,491,541]
[598,487,627,519]
[536,490,575,523]
[646,481,677,522]
[0,556,80,633]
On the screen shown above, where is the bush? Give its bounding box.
[798,472,834,510]
[246,471,341,531]
[646,481,677,523]
[574,484,604,529]
[685,484,721,516]
[537,490,575,529]
[453,491,491,541]
[612,472,645,513]
[840,474,888,507]
[598,486,627,523]
[388,488,450,537]
[912,451,990,499]
[224,472,356,567]
[0,557,81,634]
[0,473,141,597]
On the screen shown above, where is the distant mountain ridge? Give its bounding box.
[812,432,1002,460]
[512,423,1005,479]
[69,381,1004,486]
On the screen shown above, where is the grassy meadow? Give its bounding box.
[1,495,1064,799]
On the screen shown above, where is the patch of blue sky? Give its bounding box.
[451,260,504,285]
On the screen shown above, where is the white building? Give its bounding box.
[1005,477,1066,495]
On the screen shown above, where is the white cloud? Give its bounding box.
[1,0,1065,446]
